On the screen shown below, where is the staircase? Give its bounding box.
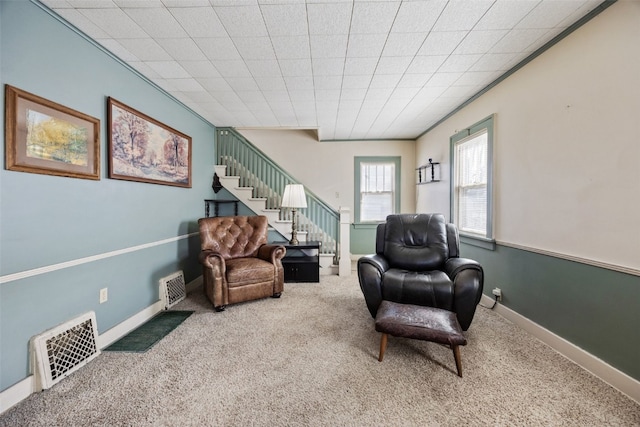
[214,128,350,274]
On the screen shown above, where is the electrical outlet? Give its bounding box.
[492,287,502,302]
[99,288,108,304]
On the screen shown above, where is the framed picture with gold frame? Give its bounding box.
[108,97,192,188]
[4,85,100,180]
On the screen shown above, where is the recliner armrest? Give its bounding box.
[358,254,389,275]
[199,250,226,274]
[444,257,482,279]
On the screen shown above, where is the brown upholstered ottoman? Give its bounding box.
[374,300,468,377]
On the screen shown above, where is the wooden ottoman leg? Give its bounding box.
[452,345,463,377]
[378,333,388,362]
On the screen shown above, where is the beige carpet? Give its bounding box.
[2,274,639,426]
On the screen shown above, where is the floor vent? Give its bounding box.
[160,271,186,309]
[30,312,100,391]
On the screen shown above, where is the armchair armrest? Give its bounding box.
[357,254,390,317]
[199,249,226,275]
[257,244,286,264]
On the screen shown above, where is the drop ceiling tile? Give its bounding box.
[340,88,367,101]
[122,8,188,38]
[370,74,402,89]
[288,90,315,101]
[346,33,388,58]
[489,29,548,54]
[263,91,292,103]
[312,58,345,76]
[344,58,378,76]
[147,61,191,78]
[285,76,314,91]
[233,37,276,60]
[156,38,207,61]
[271,36,311,60]
[426,72,463,87]
[128,61,161,78]
[315,90,341,102]
[516,1,583,30]
[475,0,538,30]
[310,35,348,58]
[381,33,428,57]
[307,3,352,35]
[454,71,500,87]
[226,77,260,91]
[341,75,373,89]
[314,76,343,90]
[391,0,446,33]
[118,38,171,61]
[163,0,210,6]
[169,8,228,38]
[454,30,508,55]
[364,88,393,101]
[245,60,281,77]
[54,9,111,38]
[261,4,308,36]
[406,55,448,74]
[196,77,233,91]
[40,1,73,7]
[115,1,163,6]
[180,61,221,78]
[215,5,268,37]
[350,1,400,34]
[236,90,266,103]
[213,60,252,77]
[67,1,117,7]
[389,87,421,100]
[78,8,147,38]
[375,57,413,75]
[432,0,494,31]
[164,78,205,91]
[194,38,242,61]
[469,53,518,72]
[254,76,287,91]
[439,54,482,73]
[96,39,138,61]
[397,73,432,88]
[418,31,467,56]
[279,59,312,77]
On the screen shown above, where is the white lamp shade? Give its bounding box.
[281,184,307,209]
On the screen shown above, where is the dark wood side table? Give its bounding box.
[276,241,321,283]
[204,199,239,217]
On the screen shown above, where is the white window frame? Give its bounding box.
[354,157,401,224]
[450,115,494,241]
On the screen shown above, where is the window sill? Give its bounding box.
[459,233,496,250]
[352,223,381,229]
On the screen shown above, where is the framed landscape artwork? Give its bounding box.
[4,85,100,180]
[108,98,192,188]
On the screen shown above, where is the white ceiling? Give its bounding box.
[39,0,605,141]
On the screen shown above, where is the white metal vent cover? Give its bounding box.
[30,311,100,391]
[160,270,186,309]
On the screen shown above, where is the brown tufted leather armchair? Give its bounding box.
[198,215,286,311]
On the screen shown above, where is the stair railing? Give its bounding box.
[216,128,339,258]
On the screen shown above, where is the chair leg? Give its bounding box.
[378,333,388,362]
[214,305,226,312]
[452,345,463,377]
[271,292,282,298]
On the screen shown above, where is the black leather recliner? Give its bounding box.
[357,213,484,331]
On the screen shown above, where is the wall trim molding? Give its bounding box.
[480,294,640,405]
[0,275,203,415]
[496,240,639,277]
[0,233,199,285]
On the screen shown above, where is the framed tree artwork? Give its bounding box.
[107,97,192,188]
[4,85,100,180]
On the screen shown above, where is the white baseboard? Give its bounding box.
[0,275,202,415]
[480,294,640,405]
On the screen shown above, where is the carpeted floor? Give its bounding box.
[1,274,639,426]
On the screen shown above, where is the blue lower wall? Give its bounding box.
[0,1,215,390]
[461,243,640,381]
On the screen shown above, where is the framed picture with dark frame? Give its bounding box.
[4,85,100,180]
[108,97,192,188]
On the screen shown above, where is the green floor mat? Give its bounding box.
[104,310,193,353]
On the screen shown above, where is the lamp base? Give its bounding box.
[289,208,299,245]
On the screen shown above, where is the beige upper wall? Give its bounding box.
[416,0,640,271]
[236,128,416,217]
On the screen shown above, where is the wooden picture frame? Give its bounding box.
[108,97,192,188]
[4,85,100,180]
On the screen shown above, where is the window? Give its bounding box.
[355,157,400,223]
[451,116,493,239]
